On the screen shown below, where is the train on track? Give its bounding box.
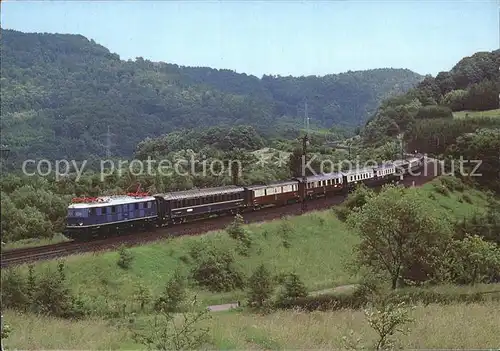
[65,154,425,241]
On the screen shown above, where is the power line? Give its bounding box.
[302,100,309,213]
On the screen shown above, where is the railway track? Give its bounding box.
[1,162,441,268]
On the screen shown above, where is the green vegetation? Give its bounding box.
[361,50,500,164]
[2,177,500,349]
[453,109,500,119]
[3,302,500,349]
[1,29,422,162]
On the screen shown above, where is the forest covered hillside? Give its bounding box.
[362,49,500,146]
[1,29,422,161]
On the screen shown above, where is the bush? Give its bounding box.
[443,235,500,285]
[440,176,465,192]
[433,184,450,196]
[363,300,414,350]
[226,214,252,255]
[154,270,187,312]
[274,286,370,311]
[117,245,134,269]
[247,264,275,308]
[461,194,473,204]
[273,281,500,312]
[383,288,499,306]
[1,261,87,319]
[277,273,308,303]
[1,268,30,310]
[189,243,245,292]
[132,308,211,350]
[415,105,453,119]
[334,184,374,221]
[278,217,293,248]
[133,283,152,311]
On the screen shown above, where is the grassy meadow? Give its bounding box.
[4,301,500,349]
[2,176,499,349]
[453,108,500,119]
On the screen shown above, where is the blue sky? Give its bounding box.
[2,0,498,77]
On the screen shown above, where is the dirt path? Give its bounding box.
[207,302,240,312]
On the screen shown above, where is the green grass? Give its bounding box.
[4,301,500,349]
[2,176,499,349]
[1,233,69,251]
[453,109,500,119]
[418,177,489,220]
[14,210,360,311]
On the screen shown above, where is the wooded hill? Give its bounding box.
[1,29,422,161]
[362,49,500,147]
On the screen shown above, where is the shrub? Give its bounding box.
[334,184,374,221]
[133,283,152,311]
[247,264,275,308]
[278,217,293,248]
[190,243,245,292]
[444,235,500,285]
[277,273,307,303]
[1,261,87,319]
[226,214,252,255]
[1,268,29,310]
[132,308,211,350]
[462,194,472,204]
[117,245,134,269]
[433,184,450,196]
[364,300,414,350]
[154,270,187,312]
[415,105,453,119]
[440,176,465,192]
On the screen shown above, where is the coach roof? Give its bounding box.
[159,185,245,200]
[68,195,156,209]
